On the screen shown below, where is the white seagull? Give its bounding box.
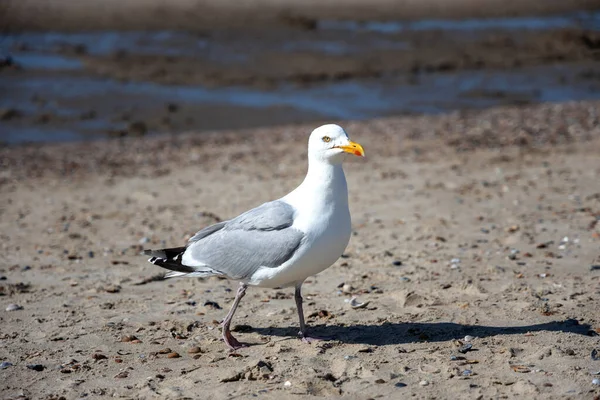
[144,124,364,350]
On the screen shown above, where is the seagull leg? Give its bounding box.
[221,282,247,350]
[295,283,330,343]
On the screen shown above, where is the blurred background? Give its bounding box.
[1,0,599,145]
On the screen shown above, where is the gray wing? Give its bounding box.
[183,200,304,280]
[187,221,227,244]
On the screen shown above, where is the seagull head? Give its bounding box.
[308,124,365,165]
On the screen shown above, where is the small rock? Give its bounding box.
[6,304,23,311]
[592,349,599,361]
[392,260,402,266]
[506,225,520,233]
[511,365,531,373]
[342,284,353,294]
[0,362,13,369]
[204,301,222,310]
[591,265,600,271]
[592,378,600,386]
[358,347,374,353]
[395,382,407,388]
[92,353,107,360]
[458,343,473,354]
[187,346,202,354]
[114,371,129,379]
[375,379,386,384]
[256,360,272,377]
[158,348,172,354]
[120,335,137,342]
[308,309,333,320]
[464,335,474,342]
[284,381,292,388]
[26,364,44,371]
[103,284,121,293]
[167,352,180,358]
[419,380,429,386]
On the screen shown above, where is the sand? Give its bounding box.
[1,100,600,399]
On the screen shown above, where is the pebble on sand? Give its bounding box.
[342,283,353,294]
[6,304,23,311]
[457,343,473,353]
[120,335,138,342]
[26,364,44,371]
[348,296,370,309]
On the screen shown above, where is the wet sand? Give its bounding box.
[1,100,600,399]
[2,15,600,144]
[3,0,600,31]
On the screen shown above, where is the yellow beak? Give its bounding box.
[336,141,365,157]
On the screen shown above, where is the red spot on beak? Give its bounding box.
[354,150,362,156]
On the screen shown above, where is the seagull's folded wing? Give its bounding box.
[183,200,304,280]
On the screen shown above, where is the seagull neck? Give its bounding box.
[305,160,344,184]
[290,161,348,204]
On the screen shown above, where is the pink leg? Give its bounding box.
[221,283,247,351]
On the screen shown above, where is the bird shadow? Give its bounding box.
[252,319,595,346]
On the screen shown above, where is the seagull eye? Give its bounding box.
[322,136,331,143]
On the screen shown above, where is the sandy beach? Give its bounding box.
[1,100,600,399]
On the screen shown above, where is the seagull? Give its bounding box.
[144,124,364,350]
